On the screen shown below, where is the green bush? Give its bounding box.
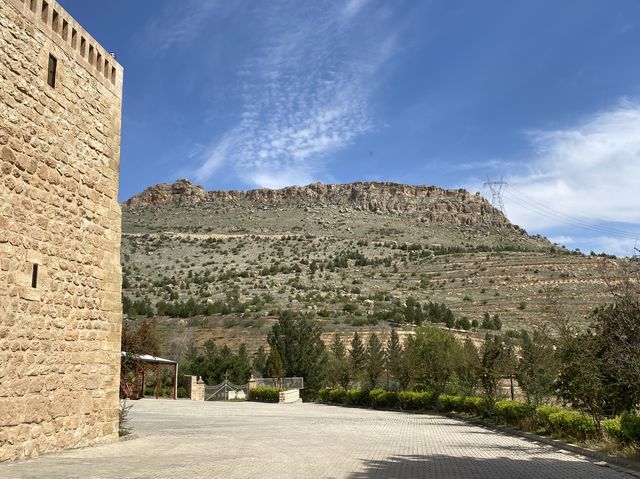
[329,388,347,404]
[535,405,563,430]
[462,396,490,417]
[494,400,532,425]
[318,387,332,403]
[177,386,188,399]
[620,412,640,444]
[397,391,434,410]
[248,387,280,403]
[345,389,369,406]
[370,389,399,409]
[437,394,464,412]
[603,417,627,444]
[548,410,596,439]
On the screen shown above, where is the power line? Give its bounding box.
[507,186,640,238]
[501,186,640,241]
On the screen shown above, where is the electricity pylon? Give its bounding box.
[483,177,507,215]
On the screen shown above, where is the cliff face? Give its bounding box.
[123,180,513,228]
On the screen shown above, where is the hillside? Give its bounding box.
[120,180,612,356]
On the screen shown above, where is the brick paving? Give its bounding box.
[0,399,635,479]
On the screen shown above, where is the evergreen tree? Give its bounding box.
[349,332,366,384]
[328,334,350,388]
[481,312,493,330]
[252,345,268,377]
[366,333,385,388]
[267,311,328,391]
[386,329,402,388]
[266,347,284,386]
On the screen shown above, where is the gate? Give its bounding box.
[204,376,248,401]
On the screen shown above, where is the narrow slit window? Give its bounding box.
[61,20,69,41]
[41,1,48,23]
[31,264,38,289]
[88,45,95,66]
[96,52,102,72]
[111,66,116,84]
[52,10,59,33]
[104,60,109,78]
[80,37,86,57]
[30,0,37,13]
[71,29,77,49]
[47,54,57,88]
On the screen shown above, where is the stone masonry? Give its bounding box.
[0,0,123,462]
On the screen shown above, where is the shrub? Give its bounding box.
[462,396,490,417]
[318,387,332,403]
[603,417,627,444]
[620,412,640,444]
[398,391,434,410]
[494,400,532,426]
[248,387,280,403]
[548,410,596,439]
[329,388,347,404]
[177,386,188,399]
[370,389,399,409]
[345,389,369,407]
[437,395,464,412]
[535,405,563,430]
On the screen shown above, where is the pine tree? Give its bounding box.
[386,329,402,387]
[366,333,385,388]
[329,333,350,388]
[349,332,366,384]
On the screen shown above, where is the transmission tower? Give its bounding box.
[483,177,507,215]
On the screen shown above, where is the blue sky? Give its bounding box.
[62,0,640,256]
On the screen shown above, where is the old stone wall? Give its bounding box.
[0,0,123,462]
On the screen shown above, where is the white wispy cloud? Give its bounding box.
[193,0,397,188]
[141,0,221,53]
[502,101,640,232]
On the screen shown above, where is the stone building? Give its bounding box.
[0,0,124,462]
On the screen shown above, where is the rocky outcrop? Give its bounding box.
[124,180,513,228]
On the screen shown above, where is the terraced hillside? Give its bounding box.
[120,180,613,356]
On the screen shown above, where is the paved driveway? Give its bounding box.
[0,399,635,479]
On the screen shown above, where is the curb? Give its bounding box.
[446,412,640,478]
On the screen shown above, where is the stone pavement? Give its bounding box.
[0,399,636,479]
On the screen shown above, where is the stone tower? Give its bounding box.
[0,0,124,462]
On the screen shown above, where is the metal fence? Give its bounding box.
[253,377,304,390]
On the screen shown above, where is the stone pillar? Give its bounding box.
[247,374,257,391]
[187,375,205,401]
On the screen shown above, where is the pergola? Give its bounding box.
[121,353,179,400]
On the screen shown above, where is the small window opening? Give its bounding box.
[47,54,57,88]
[88,45,95,66]
[104,59,109,78]
[111,66,116,84]
[96,52,102,71]
[41,1,48,23]
[30,0,37,13]
[71,29,77,49]
[31,264,39,289]
[51,10,59,32]
[80,37,86,57]
[61,20,69,41]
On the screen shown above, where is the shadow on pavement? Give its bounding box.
[348,453,626,479]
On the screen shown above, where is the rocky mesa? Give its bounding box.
[123,179,514,229]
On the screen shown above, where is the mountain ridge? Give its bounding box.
[123,179,516,230]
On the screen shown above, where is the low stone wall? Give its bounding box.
[279,390,300,404]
